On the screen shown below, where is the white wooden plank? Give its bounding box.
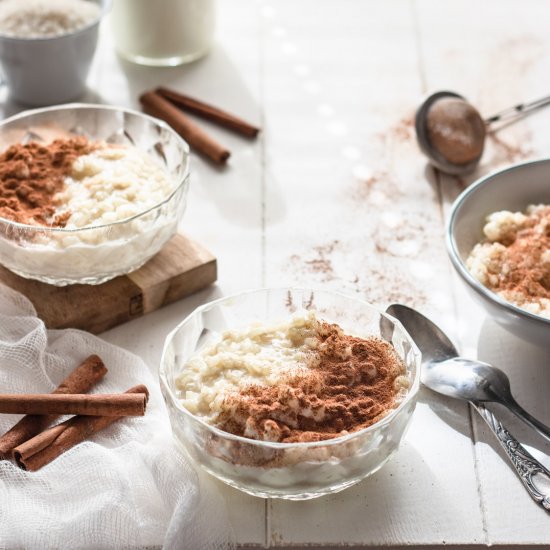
[98,1,268,545]
[260,0,483,545]
[418,0,550,545]
[269,398,483,547]
[473,321,550,544]
[262,0,453,317]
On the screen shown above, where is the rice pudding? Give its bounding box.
[0,136,182,284]
[176,312,409,444]
[466,204,550,318]
[0,0,100,39]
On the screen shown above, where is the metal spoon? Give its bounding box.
[384,303,550,510]
[385,303,550,440]
[415,91,550,175]
[418,356,550,442]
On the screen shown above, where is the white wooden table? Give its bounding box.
[5,0,550,546]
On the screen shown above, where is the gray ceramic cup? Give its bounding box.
[0,0,110,106]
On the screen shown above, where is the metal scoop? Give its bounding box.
[385,303,550,510]
[415,91,550,175]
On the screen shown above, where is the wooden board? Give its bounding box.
[0,234,217,334]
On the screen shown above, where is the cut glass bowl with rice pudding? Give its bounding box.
[0,104,190,286]
[160,288,421,500]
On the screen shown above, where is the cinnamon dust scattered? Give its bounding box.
[304,241,339,277]
[370,269,427,305]
[378,115,415,145]
[0,137,95,226]
[217,321,406,443]
[486,131,532,165]
[389,116,414,143]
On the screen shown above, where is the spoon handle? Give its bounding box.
[504,399,550,445]
[473,402,550,511]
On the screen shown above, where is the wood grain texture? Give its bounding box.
[0,234,217,334]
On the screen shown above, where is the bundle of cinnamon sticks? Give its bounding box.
[0,355,148,471]
[140,87,260,165]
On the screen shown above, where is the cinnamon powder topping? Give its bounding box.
[467,205,550,317]
[0,137,96,226]
[217,321,408,443]
[494,206,550,302]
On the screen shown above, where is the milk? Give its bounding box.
[112,0,215,66]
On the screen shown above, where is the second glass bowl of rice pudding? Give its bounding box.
[0,104,189,285]
[160,288,420,499]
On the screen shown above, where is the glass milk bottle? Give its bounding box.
[111,0,215,66]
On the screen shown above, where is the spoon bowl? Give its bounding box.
[421,357,514,403]
[386,304,550,443]
[386,303,550,511]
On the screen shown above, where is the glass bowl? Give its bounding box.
[160,288,421,500]
[0,104,190,286]
[447,159,550,347]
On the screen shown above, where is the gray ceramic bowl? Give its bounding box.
[447,159,550,347]
[0,0,110,106]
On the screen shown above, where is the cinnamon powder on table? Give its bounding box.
[0,137,96,226]
[217,321,407,444]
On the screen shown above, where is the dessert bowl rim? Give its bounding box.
[0,102,190,234]
[446,158,550,327]
[0,0,112,43]
[159,286,422,450]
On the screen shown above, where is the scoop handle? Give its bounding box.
[473,402,550,510]
[485,94,550,124]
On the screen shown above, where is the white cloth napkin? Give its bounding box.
[0,284,235,549]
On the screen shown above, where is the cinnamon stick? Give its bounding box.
[15,423,67,461]
[0,355,107,459]
[15,385,149,471]
[0,393,146,417]
[140,91,230,165]
[156,87,260,138]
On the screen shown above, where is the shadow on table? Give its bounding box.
[421,160,488,201]
[475,316,550,466]
[1,88,108,119]
[418,385,472,439]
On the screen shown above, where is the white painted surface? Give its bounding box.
[2,0,550,546]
